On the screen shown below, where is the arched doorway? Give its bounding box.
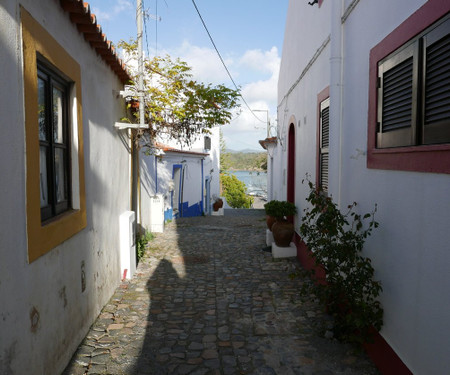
[287,123,296,205]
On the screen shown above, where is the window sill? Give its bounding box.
[367,144,450,174]
[41,208,80,226]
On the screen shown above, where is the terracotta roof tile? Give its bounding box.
[60,0,131,84]
[259,137,277,150]
[155,142,209,157]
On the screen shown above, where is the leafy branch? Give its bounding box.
[118,40,241,149]
[296,177,383,346]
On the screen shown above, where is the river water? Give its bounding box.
[231,170,267,200]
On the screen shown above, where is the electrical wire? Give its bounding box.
[190,0,266,124]
[155,0,158,56]
[142,0,151,58]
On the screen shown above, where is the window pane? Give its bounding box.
[39,146,49,207]
[53,87,64,143]
[54,148,67,203]
[38,77,47,141]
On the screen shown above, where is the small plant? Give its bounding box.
[136,230,154,262]
[297,178,383,346]
[264,200,297,219]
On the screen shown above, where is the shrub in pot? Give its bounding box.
[264,200,297,246]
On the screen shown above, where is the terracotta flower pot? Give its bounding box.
[272,220,294,247]
[266,215,277,231]
[213,199,223,211]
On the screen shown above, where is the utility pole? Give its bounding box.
[137,0,145,127]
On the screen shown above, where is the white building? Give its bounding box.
[0,1,135,373]
[272,0,450,374]
[140,127,221,231]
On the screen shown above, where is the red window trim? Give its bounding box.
[367,0,450,174]
[316,86,330,187]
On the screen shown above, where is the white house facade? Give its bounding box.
[0,1,134,373]
[274,0,450,374]
[139,127,221,230]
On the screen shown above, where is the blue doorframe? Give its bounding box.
[172,164,183,218]
[205,176,211,215]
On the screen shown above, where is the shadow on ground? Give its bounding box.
[63,209,379,375]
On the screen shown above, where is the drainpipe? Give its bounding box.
[330,0,344,206]
[155,155,158,194]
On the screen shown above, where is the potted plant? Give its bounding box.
[264,200,297,247]
[213,197,223,211]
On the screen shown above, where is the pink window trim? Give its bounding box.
[316,86,330,187]
[367,0,450,174]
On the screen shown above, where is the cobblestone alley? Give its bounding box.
[63,209,378,375]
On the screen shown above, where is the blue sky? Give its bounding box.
[88,0,288,150]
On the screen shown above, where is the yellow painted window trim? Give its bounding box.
[22,7,86,263]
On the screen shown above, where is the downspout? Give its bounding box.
[201,159,204,214]
[155,155,158,194]
[330,0,344,206]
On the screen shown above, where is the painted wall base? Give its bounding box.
[272,242,296,258]
[212,208,224,216]
[120,211,136,280]
[266,229,274,247]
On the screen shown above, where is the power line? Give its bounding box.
[142,0,151,57]
[190,0,265,124]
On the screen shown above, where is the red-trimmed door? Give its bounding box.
[287,123,296,205]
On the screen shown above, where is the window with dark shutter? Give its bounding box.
[37,59,71,222]
[423,19,450,144]
[204,136,211,150]
[319,98,330,193]
[377,14,450,149]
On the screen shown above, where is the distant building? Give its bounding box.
[140,127,221,229]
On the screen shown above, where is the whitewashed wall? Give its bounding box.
[140,126,221,227]
[339,1,450,374]
[0,1,131,374]
[277,0,450,373]
[277,0,331,226]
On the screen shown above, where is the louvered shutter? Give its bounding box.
[319,98,330,193]
[377,43,419,148]
[423,18,450,144]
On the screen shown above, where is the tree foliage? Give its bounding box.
[118,40,241,148]
[220,174,254,209]
[219,129,231,173]
[222,152,267,172]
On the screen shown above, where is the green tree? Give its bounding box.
[118,40,240,148]
[220,174,254,208]
[219,129,230,173]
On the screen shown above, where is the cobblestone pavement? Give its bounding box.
[63,209,379,375]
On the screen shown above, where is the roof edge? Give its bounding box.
[60,0,131,84]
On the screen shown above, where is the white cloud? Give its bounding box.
[92,0,133,24]
[171,41,234,84]
[114,0,133,13]
[239,47,280,75]
[91,7,112,21]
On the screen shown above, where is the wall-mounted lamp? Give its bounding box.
[308,0,318,5]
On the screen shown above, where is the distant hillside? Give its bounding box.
[223,151,266,171]
[225,148,262,154]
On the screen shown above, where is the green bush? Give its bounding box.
[297,178,383,346]
[220,173,254,208]
[136,230,154,262]
[264,200,297,219]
